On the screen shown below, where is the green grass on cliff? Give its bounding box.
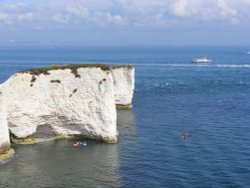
[18,64,110,77]
[111,64,134,69]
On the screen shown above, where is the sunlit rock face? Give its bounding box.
[0,86,10,154]
[111,65,135,109]
[0,65,117,143]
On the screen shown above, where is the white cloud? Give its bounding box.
[51,5,89,24]
[0,12,11,24]
[167,0,241,24]
[170,0,190,17]
[0,0,249,28]
[53,14,71,24]
[17,12,34,21]
[91,12,127,26]
[217,0,237,18]
[0,2,35,25]
[106,14,125,25]
[4,2,30,12]
[66,6,89,18]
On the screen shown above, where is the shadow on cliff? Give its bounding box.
[35,124,55,139]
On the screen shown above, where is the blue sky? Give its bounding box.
[0,0,250,46]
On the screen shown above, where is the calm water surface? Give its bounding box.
[0,46,250,187]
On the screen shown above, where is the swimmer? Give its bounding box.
[182,132,188,140]
[73,141,80,147]
[73,141,87,147]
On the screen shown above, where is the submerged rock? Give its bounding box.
[0,148,15,164]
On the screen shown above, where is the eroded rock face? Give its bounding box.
[111,65,135,109]
[0,86,10,154]
[0,65,117,143]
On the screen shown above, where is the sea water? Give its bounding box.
[0,46,250,188]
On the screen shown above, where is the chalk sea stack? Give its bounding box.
[111,65,135,109]
[0,64,134,160]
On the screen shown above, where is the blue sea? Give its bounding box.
[0,46,250,188]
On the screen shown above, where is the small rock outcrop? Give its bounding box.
[0,64,117,144]
[111,65,135,109]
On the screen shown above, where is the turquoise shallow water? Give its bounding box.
[0,46,250,187]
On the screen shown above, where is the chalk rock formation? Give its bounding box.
[0,85,10,154]
[0,65,117,143]
[111,65,135,109]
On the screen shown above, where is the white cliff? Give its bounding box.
[0,85,11,154]
[0,64,117,144]
[111,65,135,109]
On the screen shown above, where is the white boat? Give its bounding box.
[192,57,211,63]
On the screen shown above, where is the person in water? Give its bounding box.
[182,132,188,140]
[73,141,80,147]
[73,141,87,146]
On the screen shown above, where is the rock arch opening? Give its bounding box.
[35,124,55,139]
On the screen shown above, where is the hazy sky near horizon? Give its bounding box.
[0,0,250,46]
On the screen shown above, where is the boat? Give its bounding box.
[192,57,211,63]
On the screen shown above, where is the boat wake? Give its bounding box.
[134,63,250,68]
[1,62,250,69]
